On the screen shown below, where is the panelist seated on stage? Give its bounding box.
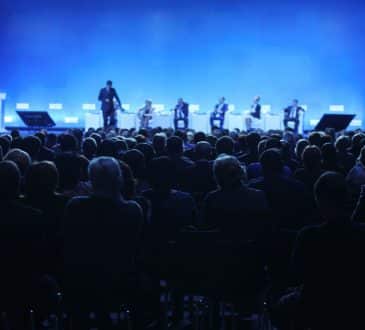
[283,99,305,133]
[98,80,122,129]
[245,96,262,131]
[173,98,189,130]
[137,99,155,129]
[210,97,229,130]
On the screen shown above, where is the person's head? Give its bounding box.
[0,160,20,200]
[314,172,348,220]
[106,80,113,88]
[153,133,167,154]
[99,139,116,157]
[260,148,283,176]
[119,160,136,200]
[177,97,184,105]
[219,96,226,104]
[4,148,32,177]
[193,131,206,144]
[34,132,46,146]
[148,156,175,192]
[122,149,146,179]
[246,132,261,152]
[0,136,11,155]
[216,136,234,156]
[321,143,337,164]
[136,143,155,164]
[292,99,299,107]
[213,155,246,190]
[46,133,57,148]
[82,137,97,158]
[54,154,83,190]
[253,95,261,103]
[166,136,184,156]
[21,135,41,160]
[89,157,123,197]
[295,139,309,160]
[237,134,247,152]
[25,161,59,197]
[195,141,212,160]
[358,146,365,167]
[335,135,351,153]
[59,133,78,152]
[308,132,322,147]
[145,99,152,107]
[302,145,322,171]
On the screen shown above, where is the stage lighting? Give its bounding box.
[0,93,6,100]
[82,103,96,110]
[49,103,63,110]
[350,119,362,127]
[64,116,79,124]
[16,103,30,110]
[190,104,200,113]
[262,105,271,114]
[153,104,165,112]
[228,104,235,112]
[309,119,320,126]
[329,105,345,112]
[4,116,14,123]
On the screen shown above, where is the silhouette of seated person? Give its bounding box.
[63,157,143,317]
[274,172,365,329]
[203,155,269,239]
[249,148,314,230]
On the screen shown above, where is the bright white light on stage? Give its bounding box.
[82,103,96,110]
[49,103,63,110]
[122,104,131,111]
[350,119,362,127]
[153,104,165,112]
[301,105,308,111]
[309,119,320,126]
[190,104,200,113]
[0,93,6,100]
[329,105,345,112]
[4,116,14,123]
[262,105,271,114]
[228,104,235,112]
[64,116,79,124]
[16,103,30,110]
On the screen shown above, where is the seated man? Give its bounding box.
[274,172,365,329]
[283,99,305,133]
[203,155,269,239]
[245,96,261,131]
[63,157,143,326]
[210,97,228,130]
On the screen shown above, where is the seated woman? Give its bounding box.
[245,95,261,131]
[137,99,154,129]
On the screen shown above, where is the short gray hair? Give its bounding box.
[213,155,246,189]
[88,157,122,194]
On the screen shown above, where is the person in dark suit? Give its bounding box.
[173,98,189,130]
[210,97,228,130]
[283,99,305,133]
[98,80,122,129]
[245,96,261,131]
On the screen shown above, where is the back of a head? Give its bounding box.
[166,136,184,156]
[4,148,32,177]
[0,136,11,155]
[82,137,97,156]
[195,141,212,160]
[136,143,156,164]
[123,149,146,179]
[321,142,337,162]
[34,132,46,146]
[302,145,322,170]
[99,139,116,157]
[314,172,348,217]
[216,136,234,156]
[358,146,365,166]
[260,148,283,175]
[246,132,261,151]
[21,135,41,160]
[89,157,123,196]
[295,139,309,159]
[59,133,78,152]
[148,156,174,191]
[309,131,322,147]
[0,160,20,200]
[25,161,59,197]
[265,137,282,150]
[54,153,82,190]
[153,133,167,153]
[213,155,246,190]
[193,131,206,144]
[335,135,351,152]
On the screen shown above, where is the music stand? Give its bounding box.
[17,111,56,129]
[314,114,355,132]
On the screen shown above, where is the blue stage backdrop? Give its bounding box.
[1,0,365,129]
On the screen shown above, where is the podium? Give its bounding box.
[17,111,55,129]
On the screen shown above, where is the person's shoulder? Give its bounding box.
[66,195,90,209]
